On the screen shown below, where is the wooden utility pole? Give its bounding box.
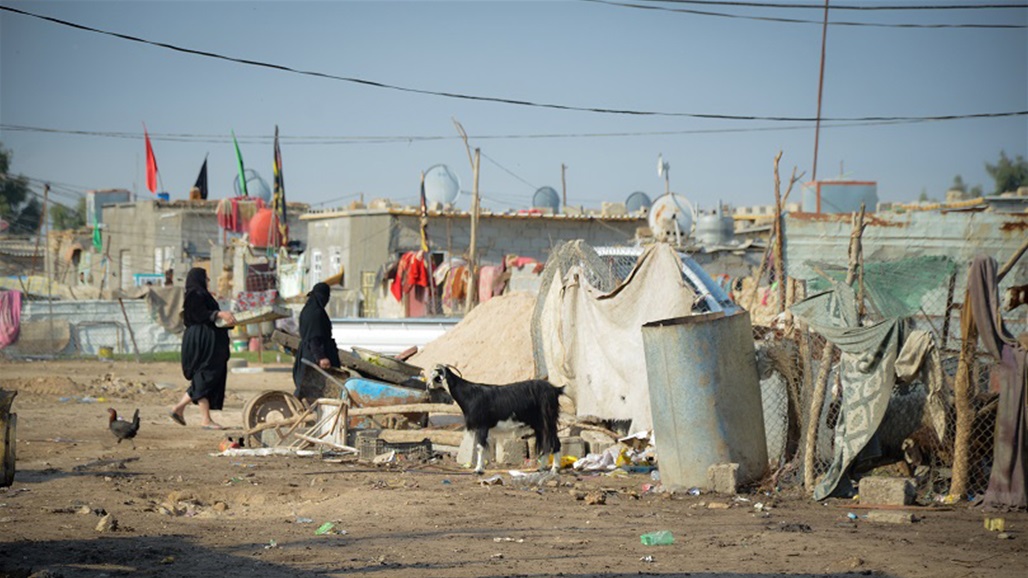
[811,0,831,181]
[465,148,481,314]
[561,164,567,210]
[41,184,54,354]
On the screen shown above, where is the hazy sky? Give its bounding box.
[1,0,1025,215]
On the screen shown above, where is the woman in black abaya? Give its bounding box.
[292,282,341,402]
[171,267,235,429]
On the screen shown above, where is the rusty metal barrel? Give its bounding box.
[642,310,767,490]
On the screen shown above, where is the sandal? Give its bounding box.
[169,412,186,426]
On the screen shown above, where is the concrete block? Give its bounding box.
[858,477,915,506]
[707,463,740,495]
[561,436,588,460]
[496,439,528,465]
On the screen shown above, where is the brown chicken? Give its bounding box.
[107,408,140,449]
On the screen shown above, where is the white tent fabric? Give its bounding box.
[536,243,700,431]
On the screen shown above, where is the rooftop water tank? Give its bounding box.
[533,186,561,214]
[695,203,735,246]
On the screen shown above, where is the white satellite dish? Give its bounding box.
[423,164,461,207]
[648,193,694,246]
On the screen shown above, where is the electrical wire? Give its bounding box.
[581,0,1027,28]
[628,0,1028,11]
[1,5,1024,120]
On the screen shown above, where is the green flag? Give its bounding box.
[232,130,248,197]
[92,215,102,252]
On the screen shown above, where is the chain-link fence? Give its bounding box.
[749,259,1025,502]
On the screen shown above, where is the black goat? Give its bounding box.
[429,365,564,474]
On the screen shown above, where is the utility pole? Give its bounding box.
[811,0,831,181]
[465,148,481,314]
[561,163,567,211]
[42,184,54,354]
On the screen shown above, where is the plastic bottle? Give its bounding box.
[640,530,675,546]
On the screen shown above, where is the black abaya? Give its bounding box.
[180,267,230,410]
[292,283,341,400]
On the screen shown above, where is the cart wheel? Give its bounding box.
[242,390,306,447]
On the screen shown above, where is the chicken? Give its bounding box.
[107,408,140,448]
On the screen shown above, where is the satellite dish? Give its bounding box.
[233,169,272,202]
[648,193,695,245]
[424,164,461,207]
[625,191,652,213]
[532,186,560,213]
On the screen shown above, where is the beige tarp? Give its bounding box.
[537,243,700,431]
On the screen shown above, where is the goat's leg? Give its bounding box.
[473,428,489,474]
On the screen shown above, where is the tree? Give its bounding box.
[985,151,1028,194]
[950,175,966,193]
[51,197,87,230]
[0,143,40,234]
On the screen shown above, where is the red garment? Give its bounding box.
[390,252,429,302]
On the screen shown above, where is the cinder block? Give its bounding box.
[496,439,528,465]
[858,477,914,506]
[457,431,495,466]
[561,436,588,460]
[707,463,740,495]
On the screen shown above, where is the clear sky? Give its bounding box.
[1,0,1025,216]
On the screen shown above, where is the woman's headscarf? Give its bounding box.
[183,267,218,326]
[308,282,331,308]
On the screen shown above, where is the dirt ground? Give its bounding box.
[1,358,1026,578]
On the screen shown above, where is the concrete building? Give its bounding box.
[300,204,646,317]
[100,199,308,291]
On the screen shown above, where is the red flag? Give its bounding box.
[144,126,158,194]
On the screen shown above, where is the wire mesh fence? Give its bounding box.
[753,260,1025,502]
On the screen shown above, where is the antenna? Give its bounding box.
[657,154,670,195]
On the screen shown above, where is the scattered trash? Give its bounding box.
[441,479,451,485]
[687,487,701,496]
[847,513,858,520]
[490,553,504,560]
[160,556,175,565]
[315,522,335,535]
[479,475,504,486]
[373,450,397,465]
[640,530,674,546]
[650,470,661,482]
[984,517,1006,532]
[997,532,1013,540]
[493,537,524,543]
[754,502,766,512]
[264,539,278,549]
[295,517,314,524]
[640,555,655,563]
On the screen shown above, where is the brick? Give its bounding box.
[706,463,740,495]
[858,477,914,506]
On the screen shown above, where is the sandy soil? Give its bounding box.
[1,358,1026,578]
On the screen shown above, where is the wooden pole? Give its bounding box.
[804,204,865,493]
[465,148,481,314]
[117,298,141,363]
[561,163,567,211]
[41,185,54,354]
[773,153,787,314]
[950,235,1028,498]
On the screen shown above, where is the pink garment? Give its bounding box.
[478,266,501,304]
[0,290,22,349]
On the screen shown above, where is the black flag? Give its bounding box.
[192,156,209,200]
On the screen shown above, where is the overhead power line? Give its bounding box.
[582,0,1026,27]
[631,1,1028,10]
[2,5,1025,121]
[2,115,1024,147]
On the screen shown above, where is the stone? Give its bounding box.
[858,477,915,506]
[95,513,118,532]
[865,510,914,524]
[707,463,740,495]
[212,501,228,512]
[584,491,606,505]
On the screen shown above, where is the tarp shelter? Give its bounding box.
[532,241,728,431]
